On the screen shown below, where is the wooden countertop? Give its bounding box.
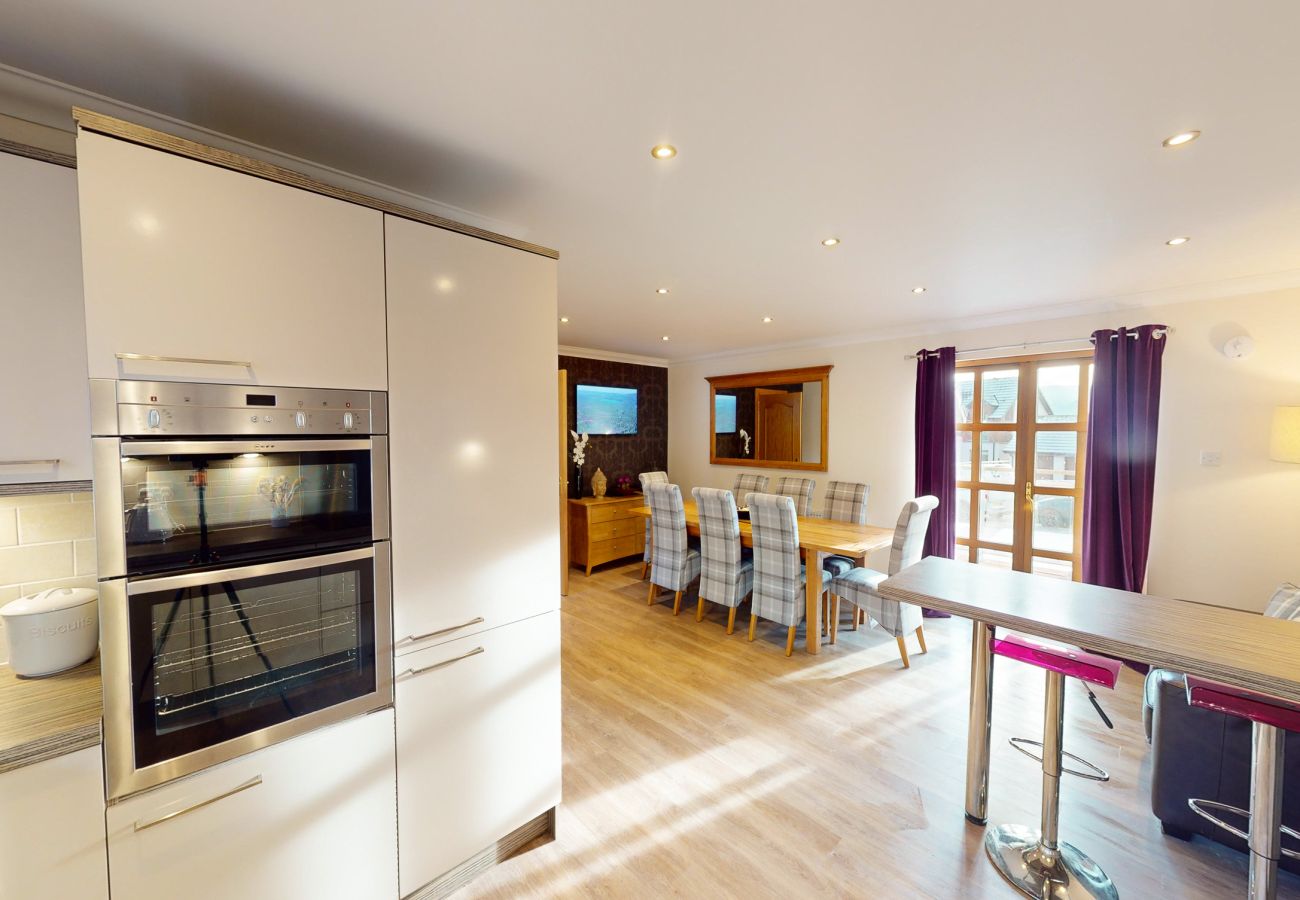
[879,557,1300,704]
[0,656,102,775]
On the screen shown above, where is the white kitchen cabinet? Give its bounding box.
[384,214,560,653]
[0,746,109,900]
[0,151,91,483]
[75,131,387,390]
[395,611,561,897]
[106,710,397,900]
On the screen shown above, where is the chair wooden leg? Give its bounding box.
[696,597,706,622]
[641,560,650,580]
[916,624,928,654]
[849,601,858,631]
[829,594,840,645]
[896,635,911,669]
[673,590,683,616]
[748,614,758,642]
[727,606,737,635]
[821,596,829,635]
[785,626,797,657]
[647,582,657,605]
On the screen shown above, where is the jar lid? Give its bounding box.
[1,587,98,618]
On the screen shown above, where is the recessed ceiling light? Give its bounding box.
[912,286,927,294]
[661,335,671,342]
[1162,130,1201,148]
[762,316,773,323]
[559,316,569,323]
[1166,236,1190,246]
[821,237,840,247]
[656,287,670,295]
[651,144,677,160]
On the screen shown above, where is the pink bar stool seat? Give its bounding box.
[982,632,1120,900]
[1185,675,1300,898]
[1187,676,1300,734]
[991,633,1122,691]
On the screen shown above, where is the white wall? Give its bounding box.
[669,287,1300,613]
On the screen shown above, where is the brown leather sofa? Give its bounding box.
[1149,669,1300,873]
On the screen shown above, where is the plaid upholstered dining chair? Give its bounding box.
[690,487,754,634]
[638,471,669,579]
[774,476,816,517]
[747,492,832,657]
[820,481,870,579]
[829,495,938,667]
[645,482,701,616]
[731,473,769,510]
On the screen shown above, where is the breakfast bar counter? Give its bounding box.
[0,656,102,774]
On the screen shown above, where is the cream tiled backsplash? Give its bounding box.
[0,490,96,665]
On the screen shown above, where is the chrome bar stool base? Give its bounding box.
[986,824,1119,900]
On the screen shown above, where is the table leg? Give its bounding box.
[805,550,825,654]
[965,620,995,825]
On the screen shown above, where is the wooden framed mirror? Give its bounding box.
[707,365,831,471]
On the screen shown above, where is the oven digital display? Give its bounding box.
[246,394,277,406]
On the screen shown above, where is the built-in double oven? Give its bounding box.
[91,380,392,801]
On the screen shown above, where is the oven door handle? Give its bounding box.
[133,776,263,832]
[126,545,377,595]
[121,438,375,455]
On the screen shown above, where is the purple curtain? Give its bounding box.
[1081,325,1166,594]
[915,347,956,616]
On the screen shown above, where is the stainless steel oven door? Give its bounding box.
[93,437,390,579]
[101,544,393,801]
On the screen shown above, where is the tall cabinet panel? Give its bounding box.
[384,214,560,652]
[0,152,91,483]
[75,131,387,389]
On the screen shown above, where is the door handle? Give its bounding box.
[116,352,253,368]
[133,776,262,832]
[399,646,484,678]
[0,458,59,466]
[403,617,484,644]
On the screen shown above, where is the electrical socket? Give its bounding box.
[1199,450,1222,467]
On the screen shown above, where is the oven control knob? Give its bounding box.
[147,409,161,429]
[294,411,307,429]
[343,412,355,430]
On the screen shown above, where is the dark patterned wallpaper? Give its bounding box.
[560,355,667,498]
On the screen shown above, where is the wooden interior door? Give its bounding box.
[754,389,802,461]
[559,369,570,597]
[955,352,1092,580]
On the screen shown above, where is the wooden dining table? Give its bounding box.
[631,499,894,653]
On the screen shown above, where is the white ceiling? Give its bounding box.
[2,1,1299,360]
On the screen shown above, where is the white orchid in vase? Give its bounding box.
[570,431,590,493]
[739,428,751,456]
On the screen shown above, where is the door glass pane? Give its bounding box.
[957,432,973,481]
[1032,556,1073,580]
[955,544,971,563]
[1033,432,1078,488]
[979,432,1016,484]
[1032,495,1075,552]
[980,369,1018,424]
[956,372,975,424]
[976,547,1013,569]
[955,488,970,540]
[978,490,1015,545]
[1036,365,1080,423]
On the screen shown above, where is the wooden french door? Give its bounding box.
[955,352,1092,580]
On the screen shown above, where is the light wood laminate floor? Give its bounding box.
[460,562,1300,899]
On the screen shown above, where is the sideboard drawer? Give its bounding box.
[588,499,641,524]
[591,533,642,565]
[590,518,642,542]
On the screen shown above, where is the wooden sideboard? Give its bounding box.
[569,494,645,576]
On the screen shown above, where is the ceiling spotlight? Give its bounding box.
[821,237,840,247]
[762,316,773,323]
[651,144,677,160]
[559,316,569,323]
[912,286,927,294]
[661,335,671,342]
[1166,236,1190,246]
[656,287,670,295]
[1162,130,1201,148]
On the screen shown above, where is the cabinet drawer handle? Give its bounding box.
[116,352,253,368]
[0,458,59,466]
[400,646,484,679]
[404,616,485,644]
[133,776,263,832]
